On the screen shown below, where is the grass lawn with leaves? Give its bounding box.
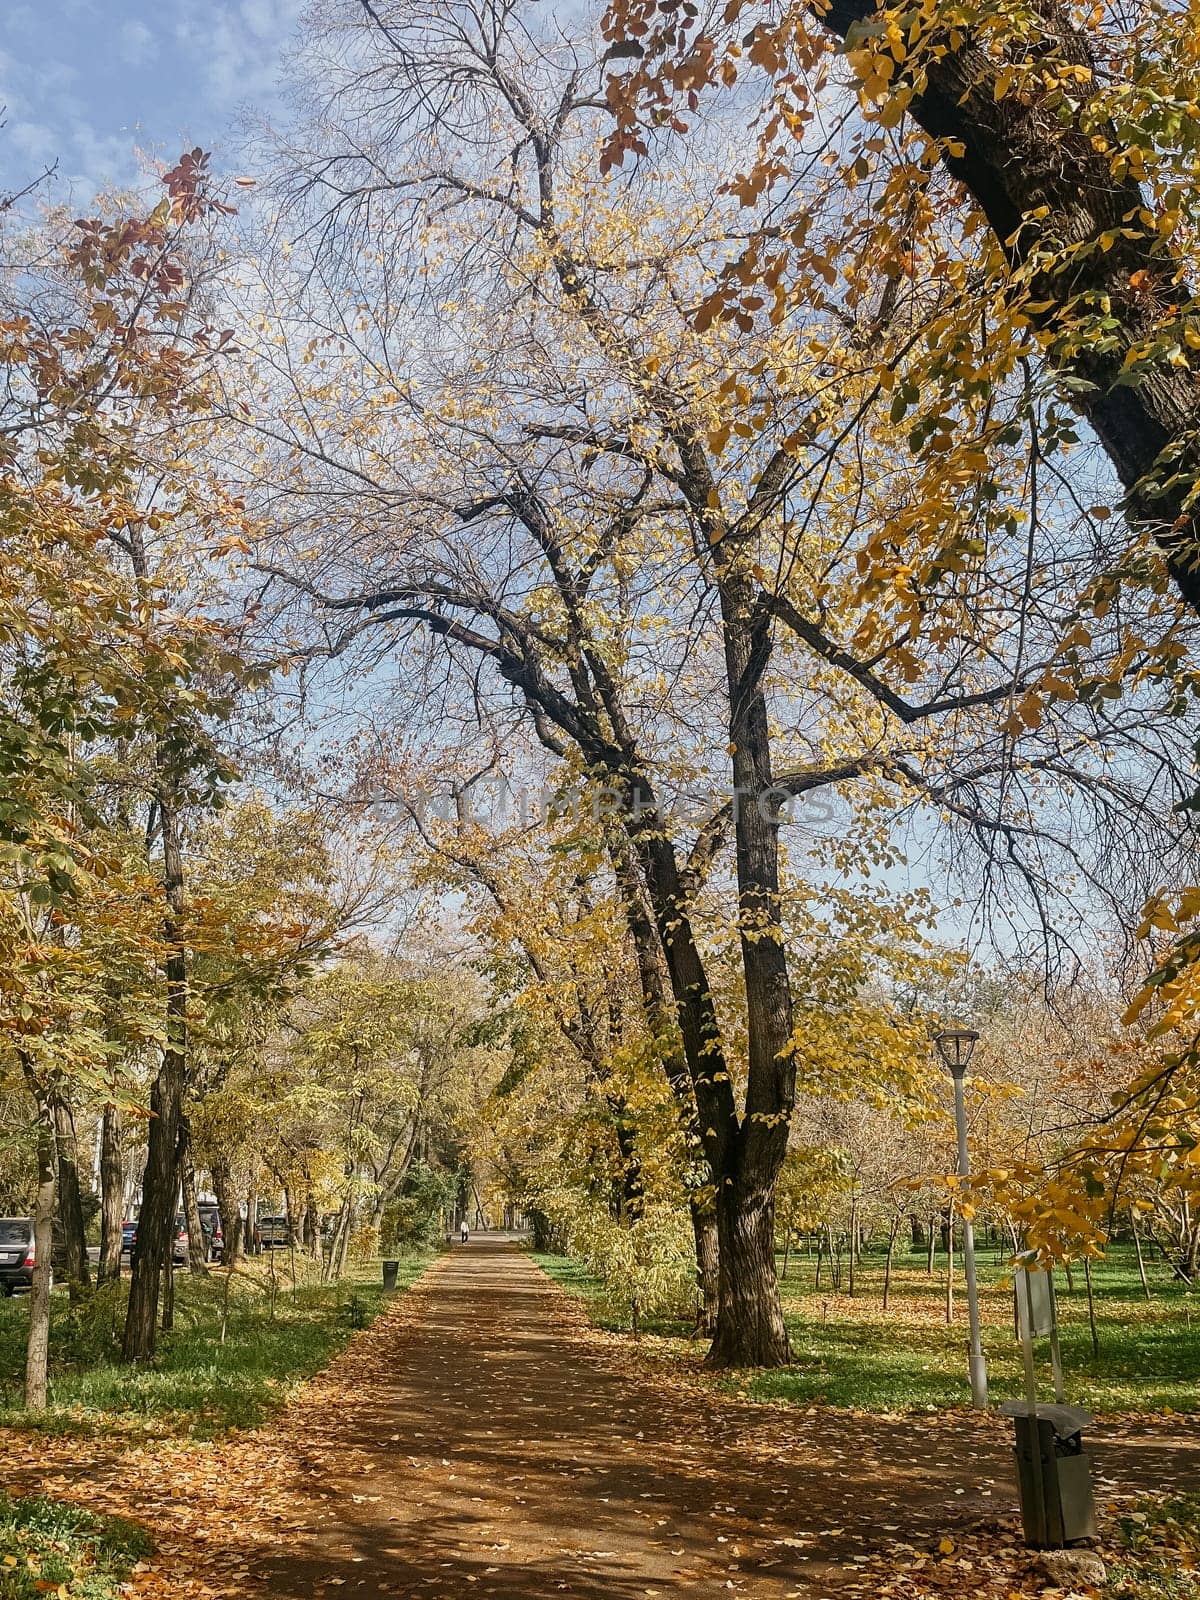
[535,1242,1200,1415]
[0,1492,151,1599]
[0,1250,433,1439]
[1105,1494,1200,1598]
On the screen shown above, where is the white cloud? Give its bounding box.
[171,0,304,113]
[119,20,158,68]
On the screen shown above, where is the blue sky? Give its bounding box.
[0,0,304,204]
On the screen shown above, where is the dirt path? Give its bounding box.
[247,1237,1200,1599]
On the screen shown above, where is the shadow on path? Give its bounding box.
[253,1238,1199,1599]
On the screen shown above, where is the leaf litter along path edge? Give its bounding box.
[3,1238,1198,1600]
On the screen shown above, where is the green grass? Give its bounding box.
[1105,1494,1200,1598]
[535,1242,1200,1415]
[0,1491,151,1599]
[0,1250,433,1439]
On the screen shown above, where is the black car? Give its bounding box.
[0,1218,39,1295]
[196,1203,224,1261]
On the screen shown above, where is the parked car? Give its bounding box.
[171,1215,189,1265]
[0,1218,38,1295]
[120,1216,189,1265]
[196,1202,223,1261]
[257,1216,291,1249]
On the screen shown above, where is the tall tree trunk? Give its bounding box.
[122,779,188,1363]
[212,1160,242,1266]
[96,1102,124,1287]
[1084,1256,1100,1356]
[706,1178,789,1367]
[51,1092,89,1297]
[699,564,794,1368]
[23,1066,56,1412]
[608,833,720,1319]
[180,1130,208,1275]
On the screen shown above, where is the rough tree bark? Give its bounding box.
[180,1129,209,1275]
[608,835,720,1334]
[814,0,1200,612]
[211,1159,243,1266]
[96,1102,124,1287]
[51,1091,89,1296]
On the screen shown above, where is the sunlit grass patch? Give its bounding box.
[536,1242,1200,1415]
[0,1492,151,1600]
[0,1250,433,1439]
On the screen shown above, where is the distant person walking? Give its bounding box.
[460,1220,469,1245]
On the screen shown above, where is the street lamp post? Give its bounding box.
[935,1026,989,1409]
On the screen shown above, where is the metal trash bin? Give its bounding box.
[1000,1401,1096,1547]
[382,1259,399,1291]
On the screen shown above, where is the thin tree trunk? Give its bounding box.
[245,1182,258,1257]
[304,1190,319,1260]
[927,1210,936,1274]
[847,1195,858,1298]
[324,1192,353,1283]
[96,1102,124,1287]
[945,1201,955,1325]
[1131,1213,1151,1300]
[1083,1257,1100,1356]
[23,1067,57,1412]
[883,1213,900,1312]
[333,1196,355,1280]
[51,1092,89,1297]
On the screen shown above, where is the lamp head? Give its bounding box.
[934,1026,980,1078]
